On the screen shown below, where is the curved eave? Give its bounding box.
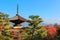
[9,15,26,22]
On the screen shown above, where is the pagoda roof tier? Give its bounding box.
[10,14,26,23]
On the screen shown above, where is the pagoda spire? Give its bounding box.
[16,4,19,15]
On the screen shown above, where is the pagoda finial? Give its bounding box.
[16,4,19,15]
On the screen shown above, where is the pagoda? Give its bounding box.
[10,4,26,28]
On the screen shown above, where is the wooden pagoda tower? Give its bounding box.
[10,4,26,27]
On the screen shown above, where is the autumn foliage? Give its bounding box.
[45,25,57,36]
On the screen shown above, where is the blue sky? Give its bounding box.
[0,0,60,24]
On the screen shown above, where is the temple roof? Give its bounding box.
[10,14,26,22]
